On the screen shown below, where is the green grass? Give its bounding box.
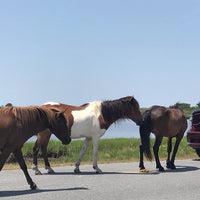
[5,137,199,169]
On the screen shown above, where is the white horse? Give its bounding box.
[32,96,142,174]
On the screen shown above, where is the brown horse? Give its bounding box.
[0,106,71,189]
[139,103,187,172]
[32,96,143,174]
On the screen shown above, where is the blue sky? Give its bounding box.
[0,0,200,108]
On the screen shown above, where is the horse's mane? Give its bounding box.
[1,106,48,128]
[169,103,183,111]
[101,96,136,123]
[81,103,89,107]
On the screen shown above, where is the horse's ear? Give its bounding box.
[50,107,67,113]
[130,96,135,104]
[54,111,66,121]
[49,108,65,120]
[50,107,61,112]
[129,96,139,107]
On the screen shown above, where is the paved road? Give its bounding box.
[0,159,200,200]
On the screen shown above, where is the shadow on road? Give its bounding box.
[50,170,160,176]
[45,164,199,175]
[192,158,200,161]
[165,165,199,173]
[0,187,88,197]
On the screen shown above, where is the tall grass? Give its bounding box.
[6,137,198,168]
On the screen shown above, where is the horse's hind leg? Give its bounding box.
[167,135,183,169]
[42,145,55,174]
[92,137,102,173]
[153,136,164,171]
[166,137,173,169]
[32,140,42,175]
[74,137,92,173]
[13,149,37,190]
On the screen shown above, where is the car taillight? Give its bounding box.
[191,126,196,131]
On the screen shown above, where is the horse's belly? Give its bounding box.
[158,128,181,137]
[70,115,106,139]
[71,123,106,139]
[163,131,175,137]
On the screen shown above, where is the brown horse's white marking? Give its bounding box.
[32,96,142,174]
[0,106,71,189]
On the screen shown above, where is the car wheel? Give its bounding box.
[195,149,200,157]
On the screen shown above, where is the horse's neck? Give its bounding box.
[102,105,129,125]
[18,108,49,134]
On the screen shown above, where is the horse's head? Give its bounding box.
[47,108,71,145]
[126,96,142,125]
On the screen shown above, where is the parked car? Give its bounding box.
[187,109,200,157]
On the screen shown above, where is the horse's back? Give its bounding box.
[42,101,104,138]
[0,106,48,147]
[147,105,187,137]
[150,106,167,120]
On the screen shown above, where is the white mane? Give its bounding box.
[42,102,60,106]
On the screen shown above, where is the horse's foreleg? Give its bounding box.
[32,141,42,175]
[92,137,102,173]
[74,137,92,173]
[139,144,145,170]
[153,136,164,171]
[0,148,12,171]
[13,149,37,190]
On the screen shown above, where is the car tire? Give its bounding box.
[195,149,200,157]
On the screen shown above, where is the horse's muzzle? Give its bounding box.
[62,137,71,145]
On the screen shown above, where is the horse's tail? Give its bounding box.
[139,110,153,161]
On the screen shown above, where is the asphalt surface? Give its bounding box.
[0,159,200,200]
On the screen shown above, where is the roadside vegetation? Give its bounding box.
[4,137,199,170]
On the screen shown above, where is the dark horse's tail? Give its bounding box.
[139,110,153,161]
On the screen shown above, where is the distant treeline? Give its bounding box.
[141,102,200,119]
[0,103,13,108]
[1,102,200,119]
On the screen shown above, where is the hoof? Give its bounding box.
[74,168,81,173]
[46,168,55,174]
[171,165,176,170]
[166,162,176,170]
[32,165,42,175]
[45,166,55,174]
[94,166,102,174]
[30,183,37,190]
[95,169,102,174]
[48,170,56,174]
[157,165,165,172]
[139,166,145,170]
[158,167,165,172]
[35,170,42,175]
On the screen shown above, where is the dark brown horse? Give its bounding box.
[0,106,71,189]
[139,104,187,172]
[32,96,144,174]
